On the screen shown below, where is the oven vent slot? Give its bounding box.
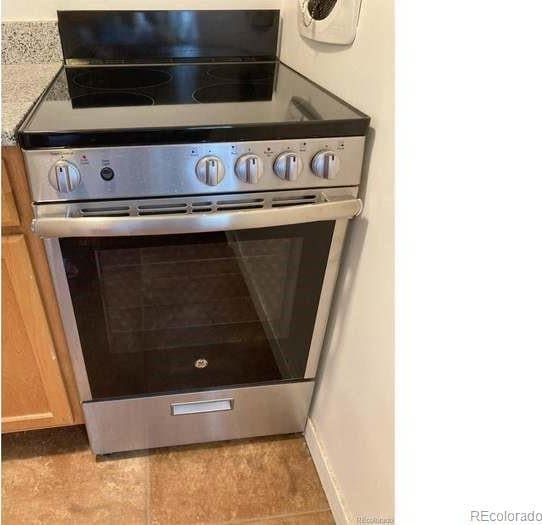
[271,195,317,207]
[137,202,188,216]
[216,198,265,211]
[79,206,130,217]
[189,201,212,214]
[139,209,188,216]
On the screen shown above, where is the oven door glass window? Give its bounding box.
[59,222,335,400]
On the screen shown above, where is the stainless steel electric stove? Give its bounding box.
[18,10,370,455]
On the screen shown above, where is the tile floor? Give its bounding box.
[2,426,333,525]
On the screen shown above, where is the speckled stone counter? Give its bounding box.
[1,20,62,146]
[1,63,61,146]
[1,21,62,64]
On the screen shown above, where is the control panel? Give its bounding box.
[23,136,365,203]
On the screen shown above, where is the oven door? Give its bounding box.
[38,190,360,451]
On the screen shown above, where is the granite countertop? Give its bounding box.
[1,63,62,146]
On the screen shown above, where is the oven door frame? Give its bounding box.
[41,192,360,403]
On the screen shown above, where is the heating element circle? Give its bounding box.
[73,68,172,90]
[71,92,155,108]
[207,64,274,82]
[192,83,269,103]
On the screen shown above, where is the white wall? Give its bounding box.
[1,0,281,21]
[280,1,394,523]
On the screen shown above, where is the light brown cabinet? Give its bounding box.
[2,146,83,432]
[1,163,20,228]
[2,234,73,430]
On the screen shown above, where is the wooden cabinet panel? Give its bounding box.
[2,235,73,431]
[3,259,51,420]
[1,160,20,228]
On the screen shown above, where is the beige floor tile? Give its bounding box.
[2,426,148,525]
[148,435,329,524]
[2,429,330,525]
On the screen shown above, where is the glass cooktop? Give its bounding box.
[18,61,370,148]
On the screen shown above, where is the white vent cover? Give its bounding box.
[297,0,362,45]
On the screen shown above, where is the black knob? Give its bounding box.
[100,167,114,181]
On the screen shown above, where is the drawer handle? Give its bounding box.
[170,399,233,416]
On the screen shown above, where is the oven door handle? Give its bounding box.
[32,197,363,238]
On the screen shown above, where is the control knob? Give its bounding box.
[311,150,340,179]
[195,156,225,186]
[235,154,263,184]
[273,152,303,181]
[48,160,81,193]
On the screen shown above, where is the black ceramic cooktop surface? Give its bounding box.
[18,61,370,148]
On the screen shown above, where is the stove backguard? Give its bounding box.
[58,10,280,63]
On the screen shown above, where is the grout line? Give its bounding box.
[145,449,152,525]
[207,507,333,525]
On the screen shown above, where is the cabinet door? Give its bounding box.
[2,235,73,432]
[1,160,20,228]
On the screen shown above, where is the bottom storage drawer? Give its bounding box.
[83,381,314,454]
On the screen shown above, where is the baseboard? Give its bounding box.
[304,417,351,524]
